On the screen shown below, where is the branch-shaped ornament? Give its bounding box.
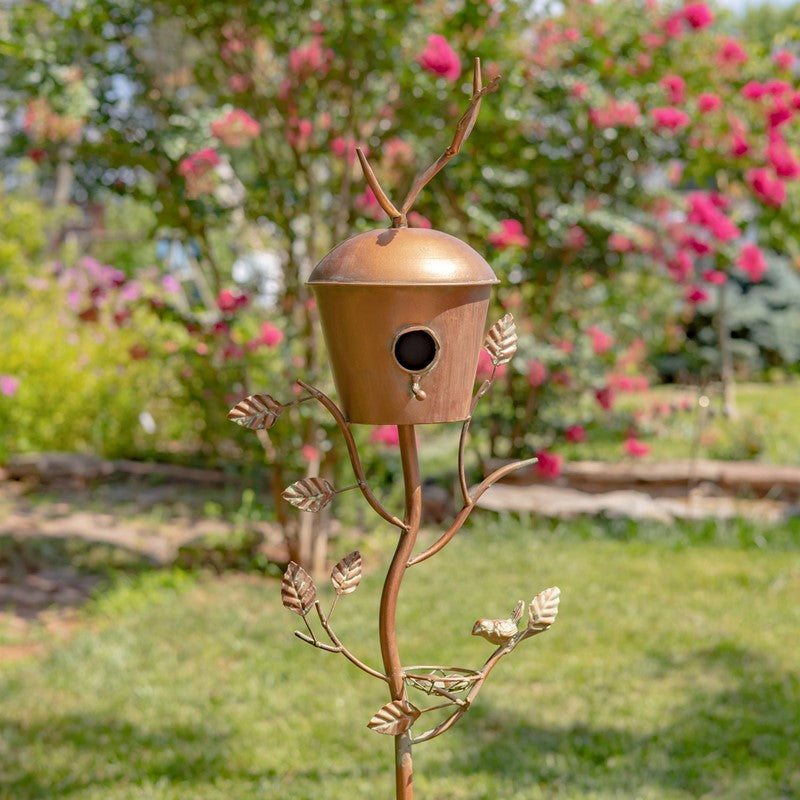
[457,313,519,503]
[354,58,500,228]
[227,392,312,430]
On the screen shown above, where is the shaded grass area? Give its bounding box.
[0,514,798,799]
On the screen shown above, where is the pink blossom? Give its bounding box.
[564,425,586,444]
[228,73,252,93]
[668,250,692,281]
[765,80,792,97]
[702,269,726,285]
[683,3,714,29]
[643,32,666,49]
[685,284,710,304]
[301,444,320,463]
[407,211,432,229]
[330,136,363,165]
[741,81,767,101]
[608,233,634,252]
[216,288,248,312]
[773,49,795,70]
[178,148,221,198]
[178,148,220,178]
[651,106,690,132]
[535,450,563,480]
[476,349,506,380]
[586,325,614,356]
[210,109,261,147]
[767,135,800,179]
[384,137,415,167]
[660,74,686,104]
[624,437,651,458]
[683,235,709,255]
[697,93,722,113]
[571,82,588,100]
[663,12,684,39]
[595,386,615,411]
[767,101,792,129]
[258,322,284,347]
[589,99,640,128]
[565,225,587,249]
[0,375,20,397]
[488,219,530,250]
[746,168,786,207]
[731,133,750,157]
[286,117,313,150]
[369,425,400,447]
[288,37,333,78]
[686,192,740,242]
[564,27,580,42]
[418,34,461,82]
[716,38,748,66]
[737,243,767,282]
[162,275,181,295]
[527,359,548,387]
[195,342,209,356]
[355,187,384,220]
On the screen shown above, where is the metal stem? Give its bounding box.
[297,380,406,530]
[379,424,421,800]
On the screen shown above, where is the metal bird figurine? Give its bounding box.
[472,600,525,644]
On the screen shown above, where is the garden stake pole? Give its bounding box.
[228,57,562,799]
[379,424,421,800]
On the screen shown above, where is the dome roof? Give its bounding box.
[307,227,498,287]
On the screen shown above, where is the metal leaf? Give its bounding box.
[227,394,283,430]
[283,477,336,512]
[528,586,561,631]
[331,551,362,595]
[367,700,421,736]
[281,562,317,617]
[484,314,518,366]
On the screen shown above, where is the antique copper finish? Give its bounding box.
[309,227,497,424]
[227,58,563,800]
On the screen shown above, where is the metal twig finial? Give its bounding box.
[354,58,501,229]
[400,58,500,216]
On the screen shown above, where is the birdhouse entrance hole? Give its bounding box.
[393,327,439,373]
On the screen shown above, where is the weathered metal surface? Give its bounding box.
[367,700,421,736]
[484,313,518,367]
[281,562,316,617]
[282,477,337,512]
[227,393,284,430]
[472,599,525,645]
[330,551,362,595]
[311,280,492,424]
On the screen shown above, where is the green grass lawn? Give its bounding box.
[557,381,800,465]
[1,514,798,799]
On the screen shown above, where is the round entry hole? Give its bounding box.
[393,328,439,373]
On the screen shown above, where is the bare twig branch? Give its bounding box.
[296,380,406,531]
[314,602,389,682]
[400,58,500,215]
[293,630,340,653]
[356,147,405,226]
[457,372,495,505]
[407,455,538,567]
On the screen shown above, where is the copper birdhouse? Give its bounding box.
[307,60,503,426]
[308,227,497,424]
[227,59,562,800]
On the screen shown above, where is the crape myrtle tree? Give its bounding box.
[3,0,799,565]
